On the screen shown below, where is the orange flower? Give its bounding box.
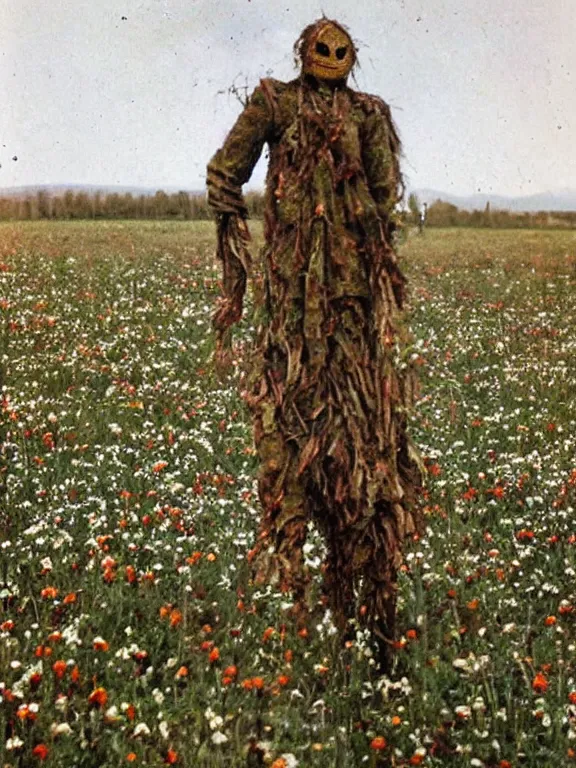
[410,754,425,766]
[242,676,264,691]
[569,691,576,705]
[466,598,479,611]
[32,744,49,760]
[63,592,77,604]
[209,647,220,664]
[88,686,108,708]
[200,640,214,652]
[206,552,217,562]
[370,736,387,750]
[93,638,109,652]
[201,624,212,633]
[164,749,178,764]
[186,551,202,565]
[284,649,293,664]
[277,674,290,687]
[271,759,287,768]
[499,761,512,768]
[175,666,188,679]
[169,609,183,628]
[406,629,418,641]
[71,665,80,683]
[0,620,14,632]
[141,571,155,583]
[126,753,138,763]
[532,672,548,694]
[223,665,238,679]
[391,715,402,726]
[52,660,67,679]
[125,565,137,583]
[544,615,557,626]
[126,703,136,721]
[152,461,168,473]
[262,627,275,642]
[17,704,37,721]
[40,586,58,599]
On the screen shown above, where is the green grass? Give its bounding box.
[1,221,576,767]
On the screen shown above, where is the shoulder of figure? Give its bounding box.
[252,78,297,122]
[350,89,401,150]
[255,77,291,102]
[349,89,393,120]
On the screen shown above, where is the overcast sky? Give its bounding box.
[0,0,574,196]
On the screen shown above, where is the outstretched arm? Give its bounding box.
[206,83,274,344]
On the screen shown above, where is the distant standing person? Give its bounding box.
[206,17,423,669]
[418,202,428,234]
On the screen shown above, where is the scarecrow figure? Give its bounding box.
[207,18,423,669]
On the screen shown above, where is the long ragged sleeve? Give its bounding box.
[206,83,274,340]
[360,97,404,240]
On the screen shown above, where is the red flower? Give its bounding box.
[88,687,108,708]
[532,673,548,694]
[52,660,67,680]
[516,529,535,541]
[370,736,387,750]
[32,744,49,760]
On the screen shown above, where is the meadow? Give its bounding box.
[1,220,576,767]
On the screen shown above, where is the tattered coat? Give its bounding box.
[207,74,422,643]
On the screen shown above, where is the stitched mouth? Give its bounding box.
[315,63,344,70]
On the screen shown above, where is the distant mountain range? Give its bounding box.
[413,187,576,213]
[1,184,576,213]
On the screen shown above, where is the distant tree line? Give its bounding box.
[0,189,574,228]
[0,189,264,221]
[405,195,576,230]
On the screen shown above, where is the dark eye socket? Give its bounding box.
[336,46,348,60]
[315,42,330,57]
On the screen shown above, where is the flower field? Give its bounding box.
[1,220,576,767]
